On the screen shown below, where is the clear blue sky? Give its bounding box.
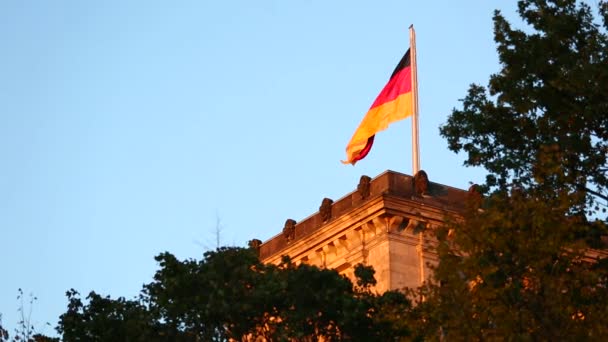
[0,0,520,336]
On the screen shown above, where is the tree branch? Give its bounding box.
[584,187,608,203]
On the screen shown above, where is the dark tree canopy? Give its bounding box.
[440,0,608,216]
[419,0,608,340]
[412,191,608,340]
[54,247,412,341]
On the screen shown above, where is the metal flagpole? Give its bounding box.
[409,25,420,175]
[409,25,425,286]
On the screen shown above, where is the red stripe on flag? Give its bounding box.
[351,135,375,164]
[369,66,411,109]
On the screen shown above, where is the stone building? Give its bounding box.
[256,170,469,292]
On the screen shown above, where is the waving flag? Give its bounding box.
[342,49,414,165]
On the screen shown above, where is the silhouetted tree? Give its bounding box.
[57,247,412,341]
[413,0,608,340]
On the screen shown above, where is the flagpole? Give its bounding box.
[409,25,420,175]
[409,25,425,287]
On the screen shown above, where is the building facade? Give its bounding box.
[256,170,470,292]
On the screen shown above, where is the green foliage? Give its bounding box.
[58,290,160,342]
[420,0,608,339]
[440,0,608,216]
[56,247,412,341]
[353,264,377,289]
[0,315,8,342]
[416,192,608,340]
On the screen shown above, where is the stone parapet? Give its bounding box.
[259,170,467,261]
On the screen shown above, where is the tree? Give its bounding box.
[56,247,412,341]
[0,291,59,342]
[440,0,608,216]
[415,0,608,339]
[413,191,608,340]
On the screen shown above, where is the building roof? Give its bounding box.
[259,170,470,260]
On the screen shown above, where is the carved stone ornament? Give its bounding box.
[319,198,334,223]
[283,219,297,243]
[248,239,262,256]
[467,184,483,209]
[357,175,372,199]
[406,219,427,234]
[414,170,430,197]
[248,239,262,250]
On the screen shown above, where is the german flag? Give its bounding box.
[342,49,414,165]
